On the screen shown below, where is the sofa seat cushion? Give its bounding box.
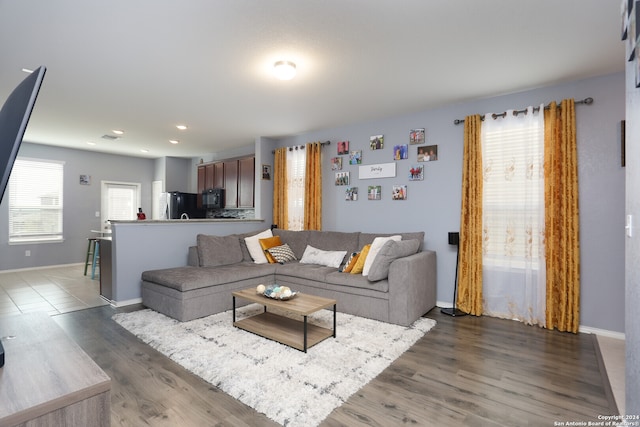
[324,271,389,293]
[274,262,337,282]
[142,262,277,292]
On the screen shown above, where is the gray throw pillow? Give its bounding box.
[197,234,244,267]
[266,243,297,263]
[366,239,421,281]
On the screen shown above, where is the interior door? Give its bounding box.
[101,181,141,230]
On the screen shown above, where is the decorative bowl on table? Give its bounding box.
[258,284,297,300]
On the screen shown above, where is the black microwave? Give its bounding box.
[202,188,224,209]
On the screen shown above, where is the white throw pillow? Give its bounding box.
[244,229,273,264]
[362,235,402,276]
[299,245,347,268]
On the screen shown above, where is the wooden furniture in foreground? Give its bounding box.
[232,288,336,352]
[0,312,111,427]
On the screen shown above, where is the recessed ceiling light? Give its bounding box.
[86,141,96,146]
[169,139,179,144]
[112,129,124,135]
[140,149,149,153]
[176,125,188,130]
[22,68,34,74]
[273,61,297,80]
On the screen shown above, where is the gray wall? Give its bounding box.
[625,45,639,414]
[276,72,625,334]
[0,143,155,270]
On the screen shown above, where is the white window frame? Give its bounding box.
[8,157,64,244]
[100,180,142,230]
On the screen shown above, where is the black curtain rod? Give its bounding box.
[453,97,594,125]
[272,140,330,154]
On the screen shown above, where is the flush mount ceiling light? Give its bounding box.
[176,124,187,130]
[169,139,179,144]
[273,60,297,81]
[112,129,124,135]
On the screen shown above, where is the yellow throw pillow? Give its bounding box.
[342,252,360,273]
[259,236,282,263]
[350,245,371,274]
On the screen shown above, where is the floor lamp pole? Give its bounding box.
[441,232,467,317]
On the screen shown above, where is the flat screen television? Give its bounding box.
[0,66,47,203]
[0,65,46,367]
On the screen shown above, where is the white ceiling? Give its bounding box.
[0,0,625,159]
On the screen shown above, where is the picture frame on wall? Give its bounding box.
[409,128,425,145]
[393,144,408,160]
[370,134,384,150]
[349,150,362,165]
[392,185,407,200]
[368,185,382,200]
[628,0,637,61]
[337,141,349,155]
[261,164,271,180]
[623,0,631,40]
[335,171,349,186]
[418,145,438,162]
[409,164,424,181]
[331,157,343,170]
[79,175,91,185]
[345,187,358,201]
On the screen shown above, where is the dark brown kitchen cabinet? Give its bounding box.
[223,160,238,208]
[213,162,224,189]
[197,156,255,209]
[238,157,255,208]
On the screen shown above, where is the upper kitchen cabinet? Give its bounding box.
[238,157,255,208]
[197,156,254,209]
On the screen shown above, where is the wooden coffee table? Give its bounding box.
[232,288,336,352]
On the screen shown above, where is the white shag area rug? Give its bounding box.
[113,305,436,427]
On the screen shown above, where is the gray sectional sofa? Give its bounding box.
[141,229,437,326]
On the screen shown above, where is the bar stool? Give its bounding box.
[91,240,100,280]
[84,238,98,276]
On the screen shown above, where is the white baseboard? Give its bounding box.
[109,298,143,308]
[436,301,625,340]
[436,300,453,309]
[579,326,625,340]
[0,262,84,274]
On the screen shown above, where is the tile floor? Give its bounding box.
[0,264,109,317]
[0,265,627,414]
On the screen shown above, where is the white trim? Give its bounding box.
[109,297,142,307]
[0,262,83,274]
[579,326,626,340]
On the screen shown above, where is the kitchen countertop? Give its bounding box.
[109,218,265,224]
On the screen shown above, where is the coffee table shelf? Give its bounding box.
[232,288,337,352]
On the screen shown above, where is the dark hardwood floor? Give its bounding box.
[51,305,616,427]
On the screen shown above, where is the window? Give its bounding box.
[286,148,306,230]
[481,108,545,269]
[9,158,64,243]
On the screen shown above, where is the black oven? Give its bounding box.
[202,188,224,209]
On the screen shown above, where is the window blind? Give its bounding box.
[9,158,64,243]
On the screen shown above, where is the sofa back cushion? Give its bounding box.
[196,234,244,267]
[358,231,425,250]
[307,230,360,255]
[366,239,421,281]
[273,229,310,259]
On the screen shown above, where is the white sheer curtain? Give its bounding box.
[286,147,306,230]
[481,105,546,326]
